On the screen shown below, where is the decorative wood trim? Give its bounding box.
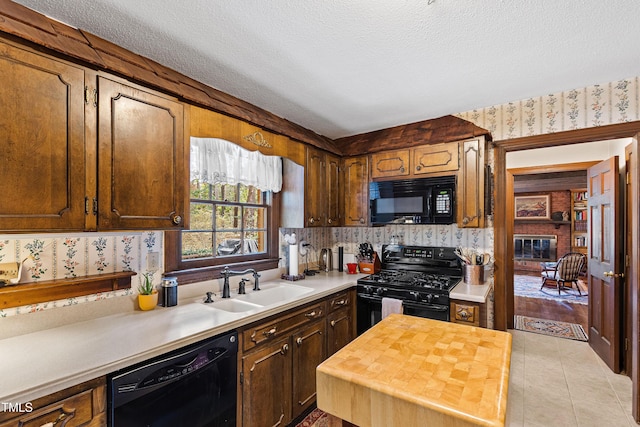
[508,161,600,175]
[243,131,272,148]
[0,271,136,309]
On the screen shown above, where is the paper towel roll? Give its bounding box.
[289,244,299,276]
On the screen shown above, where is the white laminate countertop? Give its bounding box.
[0,271,365,403]
[450,280,493,303]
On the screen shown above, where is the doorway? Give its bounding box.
[508,163,595,333]
[491,122,640,421]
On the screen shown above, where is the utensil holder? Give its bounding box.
[464,265,484,285]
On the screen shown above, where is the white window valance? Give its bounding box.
[190,137,282,192]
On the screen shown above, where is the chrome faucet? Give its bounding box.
[220,266,261,298]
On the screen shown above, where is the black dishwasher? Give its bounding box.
[108,330,237,427]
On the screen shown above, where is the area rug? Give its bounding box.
[296,408,341,427]
[514,315,588,341]
[514,274,588,305]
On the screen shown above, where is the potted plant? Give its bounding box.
[137,273,158,311]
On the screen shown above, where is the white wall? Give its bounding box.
[506,138,631,169]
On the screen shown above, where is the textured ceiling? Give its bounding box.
[12,0,640,139]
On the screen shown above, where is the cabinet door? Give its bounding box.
[371,149,410,179]
[96,76,186,230]
[292,321,326,419]
[241,336,292,427]
[327,307,354,357]
[305,147,324,226]
[343,156,369,226]
[457,138,485,228]
[326,153,341,226]
[0,40,87,231]
[413,143,459,175]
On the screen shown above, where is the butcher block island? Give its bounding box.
[316,314,512,427]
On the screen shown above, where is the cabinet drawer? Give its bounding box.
[243,303,325,351]
[327,291,351,312]
[451,301,479,326]
[0,380,105,427]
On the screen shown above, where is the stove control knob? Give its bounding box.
[364,285,374,295]
[375,287,387,297]
[409,291,420,301]
[425,294,434,303]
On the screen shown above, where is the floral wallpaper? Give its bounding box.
[456,77,639,140]
[0,231,163,317]
[279,224,494,272]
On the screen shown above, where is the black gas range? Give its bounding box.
[356,245,462,334]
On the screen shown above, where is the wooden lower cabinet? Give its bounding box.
[326,290,356,357]
[238,290,356,427]
[292,321,326,419]
[241,335,292,427]
[0,377,106,427]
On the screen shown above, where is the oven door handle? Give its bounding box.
[402,301,448,312]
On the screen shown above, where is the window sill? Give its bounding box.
[164,258,280,285]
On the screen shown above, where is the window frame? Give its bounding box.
[164,189,281,285]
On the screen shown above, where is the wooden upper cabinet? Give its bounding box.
[343,156,369,226]
[0,40,87,232]
[0,39,187,232]
[457,137,486,228]
[413,142,459,175]
[371,150,410,179]
[95,76,186,230]
[370,142,459,181]
[305,147,325,226]
[303,147,341,227]
[326,153,341,226]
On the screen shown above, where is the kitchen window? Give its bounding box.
[184,181,269,259]
[164,138,282,283]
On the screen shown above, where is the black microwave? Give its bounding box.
[369,176,456,225]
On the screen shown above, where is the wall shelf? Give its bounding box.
[0,271,136,310]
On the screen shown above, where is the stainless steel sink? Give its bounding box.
[202,299,263,313]
[237,284,313,306]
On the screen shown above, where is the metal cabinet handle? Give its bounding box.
[308,217,315,224]
[328,218,333,224]
[281,343,289,354]
[172,214,182,225]
[333,299,346,306]
[304,311,317,318]
[263,327,277,337]
[359,218,365,224]
[330,320,336,327]
[296,337,303,345]
[416,165,422,171]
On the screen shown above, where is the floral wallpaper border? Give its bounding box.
[0,231,163,318]
[457,77,639,141]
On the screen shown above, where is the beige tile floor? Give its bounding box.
[507,330,637,426]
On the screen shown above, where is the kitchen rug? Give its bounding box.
[514,315,588,341]
[514,274,588,305]
[296,408,342,427]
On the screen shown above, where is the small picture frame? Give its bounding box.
[515,194,550,220]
